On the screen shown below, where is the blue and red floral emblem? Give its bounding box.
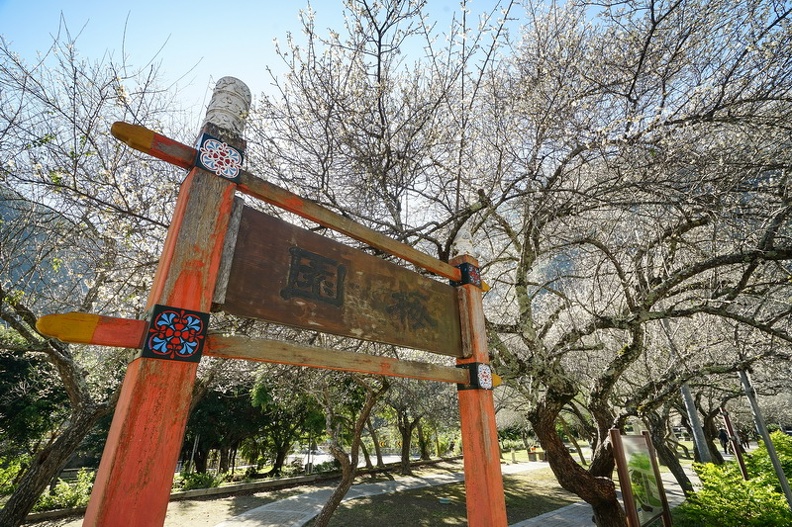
[141,305,210,362]
[452,262,482,288]
[196,133,243,182]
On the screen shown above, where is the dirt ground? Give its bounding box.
[26,484,330,527]
[26,462,463,527]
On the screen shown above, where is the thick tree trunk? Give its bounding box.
[531,404,627,527]
[397,415,419,475]
[0,405,111,527]
[267,444,291,476]
[194,447,209,474]
[219,448,231,473]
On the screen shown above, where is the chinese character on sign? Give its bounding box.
[387,291,436,331]
[281,247,346,306]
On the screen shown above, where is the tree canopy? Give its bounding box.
[2,1,792,526]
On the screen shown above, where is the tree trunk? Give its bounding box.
[194,445,210,474]
[367,418,385,468]
[644,410,694,496]
[312,455,356,527]
[219,448,231,474]
[267,444,291,476]
[0,405,111,527]
[312,380,387,527]
[530,404,627,527]
[397,415,419,475]
[360,440,374,470]
[521,430,532,453]
[417,423,431,461]
[559,414,587,466]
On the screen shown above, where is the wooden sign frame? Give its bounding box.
[35,77,507,527]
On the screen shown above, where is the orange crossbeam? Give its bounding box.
[110,121,465,284]
[35,312,473,385]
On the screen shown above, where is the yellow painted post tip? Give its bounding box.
[35,314,59,337]
[111,121,155,152]
[35,312,99,343]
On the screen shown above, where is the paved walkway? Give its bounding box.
[510,471,691,526]
[214,462,694,527]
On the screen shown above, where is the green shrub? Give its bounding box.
[178,471,220,491]
[313,459,342,473]
[0,455,29,495]
[745,431,792,486]
[675,432,792,527]
[32,469,94,512]
[500,439,526,451]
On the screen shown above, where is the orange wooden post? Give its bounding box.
[83,78,251,527]
[451,254,508,527]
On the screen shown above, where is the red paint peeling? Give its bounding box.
[281,195,304,213]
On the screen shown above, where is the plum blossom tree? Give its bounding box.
[0,25,198,525]
[249,1,792,526]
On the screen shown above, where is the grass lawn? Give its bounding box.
[305,466,577,527]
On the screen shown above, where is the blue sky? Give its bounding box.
[0,0,509,117]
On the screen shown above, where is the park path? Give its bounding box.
[213,461,695,527]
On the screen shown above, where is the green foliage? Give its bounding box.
[0,325,25,347]
[744,431,792,486]
[248,381,325,473]
[24,133,56,150]
[2,289,24,306]
[0,348,67,458]
[313,459,342,473]
[32,469,94,512]
[0,455,29,495]
[675,432,792,527]
[500,439,525,451]
[176,472,221,491]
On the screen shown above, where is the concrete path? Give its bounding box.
[510,471,691,526]
[214,462,694,527]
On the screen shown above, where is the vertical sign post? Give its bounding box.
[82,78,251,527]
[740,369,792,512]
[452,254,508,527]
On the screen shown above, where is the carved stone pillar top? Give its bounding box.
[202,76,252,137]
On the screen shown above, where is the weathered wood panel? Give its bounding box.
[219,207,463,357]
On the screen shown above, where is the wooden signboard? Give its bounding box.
[36,88,508,527]
[217,206,463,357]
[610,429,672,527]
